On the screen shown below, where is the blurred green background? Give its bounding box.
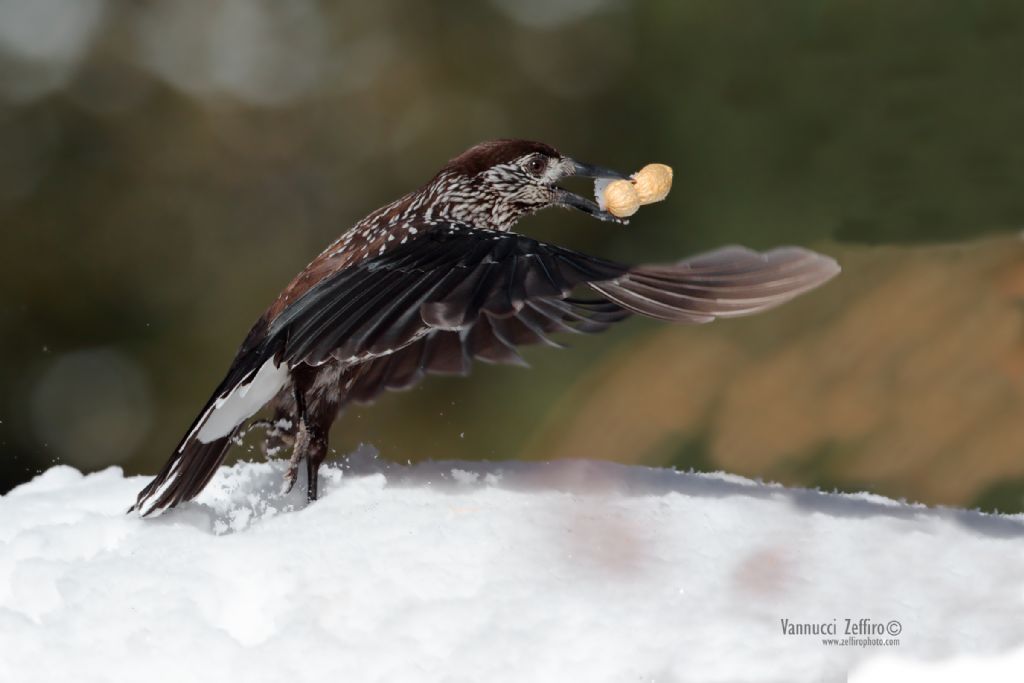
[3,0,1024,511]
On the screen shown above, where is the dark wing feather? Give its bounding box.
[341,242,839,406]
[267,223,629,368]
[590,245,840,323]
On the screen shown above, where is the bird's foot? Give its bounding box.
[280,422,309,496]
[280,460,299,495]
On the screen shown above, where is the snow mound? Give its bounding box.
[2,454,1024,682]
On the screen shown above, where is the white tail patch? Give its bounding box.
[190,360,289,446]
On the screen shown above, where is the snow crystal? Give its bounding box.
[449,468,479,485]
[1,458,1023,682]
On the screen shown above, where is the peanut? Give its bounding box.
[632,163,673,205]
[601,180,641,218]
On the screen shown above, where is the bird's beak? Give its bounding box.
[553,158,631,224]
[568,160,630,181]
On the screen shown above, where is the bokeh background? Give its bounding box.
[3,0,1024,512]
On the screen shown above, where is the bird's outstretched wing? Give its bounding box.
[133,221,839,514]
[339,238,840,404]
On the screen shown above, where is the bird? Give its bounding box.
[132,139,840,515]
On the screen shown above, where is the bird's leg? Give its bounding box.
[281,385,310,496]
[281,423,308,495]
[304,424,328,503]
[278,368,336,502]
[280,413,329,503]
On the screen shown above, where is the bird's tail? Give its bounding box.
[588,245,839,323]
[130,429,239,516]
[131,318,288,516]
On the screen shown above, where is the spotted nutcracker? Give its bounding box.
[133,139,839,515]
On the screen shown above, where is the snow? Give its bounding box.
[852,648,1024,682]
[2,454,1023,682]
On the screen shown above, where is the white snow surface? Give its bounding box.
[2,453,1024,683]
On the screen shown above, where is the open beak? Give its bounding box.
[553,158,631,224]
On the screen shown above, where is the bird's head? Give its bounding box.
[429,139,630,231]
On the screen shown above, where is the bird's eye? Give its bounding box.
[525,156,547,176]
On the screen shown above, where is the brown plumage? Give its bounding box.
[132,139,840,515]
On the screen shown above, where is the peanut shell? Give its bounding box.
[601,179,640,218]
[632,163,673,205]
